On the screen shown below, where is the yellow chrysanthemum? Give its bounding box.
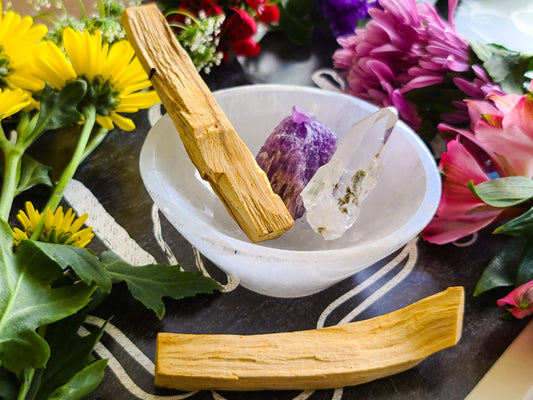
[0,87,31,119]
[0,3,47,93]
[13,201,94,248]
[32,27,160,131]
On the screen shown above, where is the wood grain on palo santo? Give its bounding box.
[121,4,293,243]
[155,286,465,391]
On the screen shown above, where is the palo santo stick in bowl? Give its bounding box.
[121,5,294,243]
[155,286,464,391]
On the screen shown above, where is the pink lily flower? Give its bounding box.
[497,280,533,319]
[421,138,506,244]
[423,84,533,244]
[442,80,533,177]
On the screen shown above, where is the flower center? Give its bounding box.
[39,226,81,246]
[0,48,12,89]
[81,75,120,115]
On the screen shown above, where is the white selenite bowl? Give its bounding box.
[139,84,441,298]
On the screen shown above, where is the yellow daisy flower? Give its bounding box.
[32,27,160,131]
[0,3,47,93]
[0,87,31,119]
[13,201,94,248]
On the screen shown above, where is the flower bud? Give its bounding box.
[497,280,533,319]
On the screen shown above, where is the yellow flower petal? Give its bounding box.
[32,41,76,90]
[116,91,161,113]
[13,202,94,247]
[0,88,31,119]
[31,28,159,129]
[0,10,47,92]
[110,111,135,131]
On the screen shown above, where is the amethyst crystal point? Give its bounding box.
[256,106,338,219]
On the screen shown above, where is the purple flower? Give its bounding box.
[316,0,379,37]
[333,0,502,139]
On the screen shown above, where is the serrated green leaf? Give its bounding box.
[18,240,112,293]
[33,80,87,137]
[469,177,533,207]
[0,219,95,375]
[470,41,533,94]
[15,154,53,196]
[47,359,108,400]
[494,205,533,236]
[474,236,528,296]
[102,251,222,319]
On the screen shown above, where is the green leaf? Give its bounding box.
[470,41,533,94]
[516,239,533,285]
[14,154,53,196]
[474,236,528,296]
[469,177,533,207]
[102,251,222,319]
[18,240,112,293]
[29,311,108,399]
[278,2,315,45]
[0,219,95,375]
[47,359,108,400]
[33,80,87,137]
[404,75,469,144]
[494,205,533,236]
[283,0,315,19]
[0,367,19,400]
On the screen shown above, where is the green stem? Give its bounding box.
[44,105,96,213]
[165,10,200,25]
[17,367,35,400]
[81,125,108,162]
[29,106,96,241]
[16,326,47,400]
[75,0,89,21]
[29,106,96,242]
[0,124,23,220]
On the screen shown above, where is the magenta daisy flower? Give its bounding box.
[333,0,502,140]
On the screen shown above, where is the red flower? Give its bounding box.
[257,4,280,24]
[245,0,263,9]
[231,36,261,56]
[225,8,257,40]
[200,0,224,15]
[220,8,261,57]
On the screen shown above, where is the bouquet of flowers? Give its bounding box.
[152,0,280,72]
[152,0,381,72]
[0,2,221,399]
[332,0,533,319]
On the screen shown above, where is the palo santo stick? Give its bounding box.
[155,286,464,391]
[121,5,293,242]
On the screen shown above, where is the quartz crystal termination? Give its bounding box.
[256,106,338,219]
[301,107,398,240]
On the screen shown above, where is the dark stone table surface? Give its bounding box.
[37,11,528,400]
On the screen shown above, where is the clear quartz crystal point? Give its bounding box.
[301,107,398,240]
